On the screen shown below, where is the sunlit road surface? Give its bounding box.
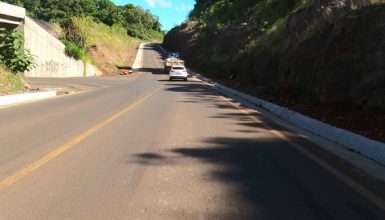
[0,44,384,219]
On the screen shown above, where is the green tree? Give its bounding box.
[1,0,164,39]
[0,28,35,73]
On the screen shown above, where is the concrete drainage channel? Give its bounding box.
[201,73,385,165]
[194,73,385,166]
[132,43,146,72]
[156,44,385,167]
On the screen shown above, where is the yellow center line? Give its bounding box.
[217,95,385,211]
[0,87,161,192]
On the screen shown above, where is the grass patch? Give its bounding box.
[247,18,287,54]
[63,17,142,74]
[70,17,138,51]
[62,39,85,60]
[0,65,26,94]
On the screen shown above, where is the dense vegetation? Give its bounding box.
[0,28,33,94]
[0,28,35,73]
[190,0,310,27]
[0,28,34,93]
[64,17,140,73]
[164,0,385,109]
[169,0,317,73]
[1,0,157,92]
[3,0,164,40]
[0,65,26,93]
[163,0,385,141]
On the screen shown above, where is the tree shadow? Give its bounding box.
[160,83,281,130]
[131,152,173,166]
[163,83,218,97]
[139,67,165,75]
[130,82,385,219]
[132,136,385,219]
[142,43,167,59]
[116,66,132,70]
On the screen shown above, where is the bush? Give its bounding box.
[62,39,84,60]
[61,16,141,73]
[0,28,35,73]
[0,65,26,93]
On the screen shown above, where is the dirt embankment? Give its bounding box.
[163,1,385,142]
[88,42,140,75]
[47,17,143,76]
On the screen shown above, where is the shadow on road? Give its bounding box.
[131,81,385,220]
[143,43,167,59]
[140,43,168,75]
[139,67,165,75]
[143,43,165,52]
[132,136,385,219]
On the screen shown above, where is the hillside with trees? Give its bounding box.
[3,0,163,40]
[163,0,385,142]
[1,0,164,76]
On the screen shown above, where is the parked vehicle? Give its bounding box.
[169,65,188,81]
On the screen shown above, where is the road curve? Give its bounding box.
[0,44,384,219]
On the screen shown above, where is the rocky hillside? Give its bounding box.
[163,0,385,109]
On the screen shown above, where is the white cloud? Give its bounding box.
[144,0,173,8]
[174,4,193,12]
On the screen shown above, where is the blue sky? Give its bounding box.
[112,0,195,31]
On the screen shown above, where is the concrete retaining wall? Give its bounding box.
[23,17,101,77]
[0,2,101,77]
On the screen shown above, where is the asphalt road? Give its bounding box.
[0,44,384,219]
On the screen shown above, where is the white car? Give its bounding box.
[169,65,188,81]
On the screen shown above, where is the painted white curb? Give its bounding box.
[194,71,385,165]
[0,91,57,107]
[132,43,146,70]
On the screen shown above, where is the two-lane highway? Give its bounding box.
[0,44,384,219]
